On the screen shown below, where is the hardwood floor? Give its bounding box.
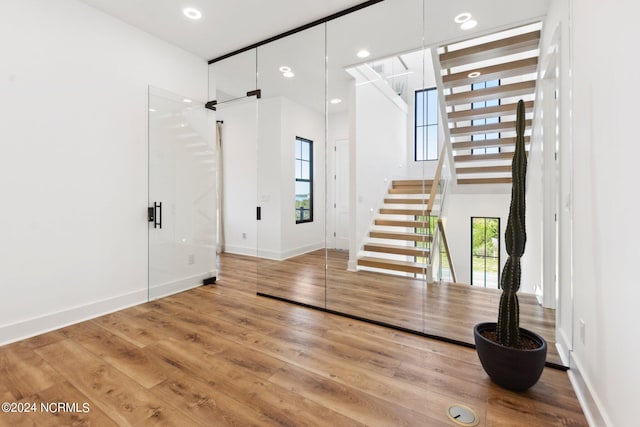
[0,253,586,426]
[257,249,561,366]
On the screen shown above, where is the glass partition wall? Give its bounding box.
[208,0,565,367]
[325,0,429,331]
[255,25,327,306]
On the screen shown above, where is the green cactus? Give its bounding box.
[496,99,527,347]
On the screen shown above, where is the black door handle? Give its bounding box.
[149,202,162,229]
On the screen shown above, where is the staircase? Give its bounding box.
[436,23,541,185]
[357,179,434,276]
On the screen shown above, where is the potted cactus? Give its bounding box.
[473,99,547,391]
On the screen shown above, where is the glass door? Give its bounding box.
[148,87,217,300]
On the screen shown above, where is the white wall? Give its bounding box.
[0,0,208,345]
[568,0,640,425]
[352,81,408,263]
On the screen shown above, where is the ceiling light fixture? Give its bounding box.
[467,71,481,78]
[148,108,156,112]
[183,7,202,20]
[279,66,291,73]
[282,71,295,78]
[357,49,370,59]
[183,98,192,103]
[454,12,472,24]
[460,19,478,30]
[330,98,342,104]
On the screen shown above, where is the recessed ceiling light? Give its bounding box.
[183,98,192,103]
[148,108,156,112]
[183,7,202,20]
[468,71,481,78]
[460,19,478,30]
[279,66,291,73]
[283,71,295,78]
[357,49,370,58]
[330,98,342,104]
[454,12,472,24]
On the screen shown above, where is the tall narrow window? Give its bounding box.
[295,137,313,224]
[471,217,500,288]
[471,80,500,155]
[415,87,438,161]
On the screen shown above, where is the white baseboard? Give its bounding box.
[149,272,213,301]
[223,245,257,257]
[280,242,324,260]
[568,352,612,427]
[0,288,147,346]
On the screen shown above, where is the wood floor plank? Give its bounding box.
[150,342,363,427]
[10,381,118,427]
[34,340,201,426]
[150,371,271,427]
[270,364,450,427]
[57,321,181,389]
[0,342,65,401]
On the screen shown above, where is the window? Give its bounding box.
[471,80,500,155]
[415,88,438,161]
[471,217,500,288]
[295,137,313,223]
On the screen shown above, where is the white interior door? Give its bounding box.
[148,87,217,301]
[334,138,350,250]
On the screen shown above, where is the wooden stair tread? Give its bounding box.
[448,101,534,122]
[452,136,530,150]
[358,257,428,274]
[456,165,512,174]
[445,80,536,106]
[440,30,541,68]
[388,188,432,195]
[364,243,430,257]
[380,208,431,216]
[384,198,429,205]
[450,119,532,137]
[458,177,512,184]
[370,231,433,242]
[392,179,433,187]
[375,219,431,228]
[443,57,539,88]
[454,152,514,162]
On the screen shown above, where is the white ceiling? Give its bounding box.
[75,0,367,60]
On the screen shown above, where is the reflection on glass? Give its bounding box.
[471,217,500,288]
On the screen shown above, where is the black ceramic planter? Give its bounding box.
[474,322,547,391]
